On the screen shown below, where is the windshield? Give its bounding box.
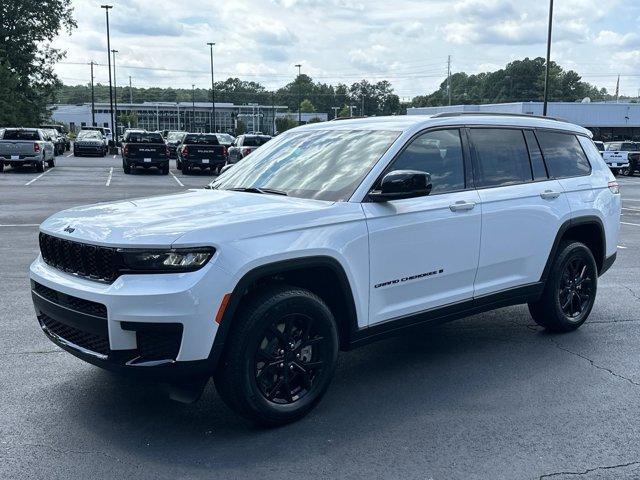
[167,132,185,142]
[77,131,102,140]
[216,133,234,143]
[3,129,40,140]
[211,129,400,201]
[243,135,270,147]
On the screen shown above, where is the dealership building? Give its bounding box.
[407,101,640,141]
[49,102,324,136]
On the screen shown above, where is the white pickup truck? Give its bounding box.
[0,128,56,173]
[602,141,638,176]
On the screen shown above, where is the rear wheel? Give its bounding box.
[123,160,131,174]
[161,164,169,175]
[176,158,182,170]
[214,285,339,426]
[0,162,4,173]
[183,163,190,175]
[47,158,55,168]
[35,160,44,173]
[529,241,597,332]
[611,168,619,176]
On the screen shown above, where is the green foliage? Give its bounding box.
[411,57,608,107]
[0,0,76,125]
[307,117,323,124]
[235,119,246,136]
[300,99,315,113]
[275,117,298,133]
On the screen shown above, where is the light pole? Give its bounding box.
[111,49,118,140]
[192,84,196,132]
[207,42,216,132]
[100,5,114,143]
[542,0,554,116]
[90,61,96,126]
[295,64,302,124]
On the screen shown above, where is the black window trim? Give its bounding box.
[522,128,550,181]
[532,128,593,180]
[364,126,474,202]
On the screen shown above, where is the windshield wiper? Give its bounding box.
[228,187,288,196]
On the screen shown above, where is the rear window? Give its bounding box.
[2,130,40,140]
[184,134,219,145]
[125,132,164,143]
[536,131,591,178]
[622,142,639,151]
[470,128,532,188]
[243,136,270,147]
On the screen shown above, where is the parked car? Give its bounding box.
[40,124,70,151]
[226,134,271,164]
[121,130,169,175]
[215,133,235,148]
[0,128,55,172]
[593,141,605,153]
[29,114,620,426]
[43,129,66,156]
[177,132,227,174]
[602,141,638,176]
[73,130,108,157]
[80,126,112,147]
[165,131,186,159]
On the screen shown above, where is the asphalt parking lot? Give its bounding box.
[1,153,640,480]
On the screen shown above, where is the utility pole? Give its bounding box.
[543,0,554,116]
[361,94,365,117]
[271,92,275,135]
[207,42,216,133]
[191,84,196,132]
[111,49,118,141]
[295,64,302,124]
[90,61,96,126]
[100,5,114,144]
[129,76,133,104]
[447,55,452,106]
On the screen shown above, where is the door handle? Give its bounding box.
[449,201,476,212]
[540,190,561,200]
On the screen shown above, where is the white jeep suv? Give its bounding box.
[30,113,621,425]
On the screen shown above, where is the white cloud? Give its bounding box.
[594,30,640,47]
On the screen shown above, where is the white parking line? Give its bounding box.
[106,167,113,187]
[24,169,51,186]
[112,154,116,159]
[170,171,184,187]
[0,224,39,227]
[618,245,628,249]
[621,221,640,227]
[65,152,73,157]
[622,207,640,212]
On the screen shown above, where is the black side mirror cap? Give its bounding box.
[368,170,432,202]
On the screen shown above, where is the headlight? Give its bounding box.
[119,247,215,273]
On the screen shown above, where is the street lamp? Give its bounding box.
[192,84,196,132]
[542,0,554,116]
[295,64,302,124]
[100,5,114,143]
[207,42,216,133]
[111,49,118,141]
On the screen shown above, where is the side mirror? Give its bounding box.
[368,170,432,202]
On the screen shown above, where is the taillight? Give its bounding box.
[166,146,170,157]
[182,146,189,157]
[242,148,251,156]
[608,181,620,194]
[34,143,40,153]
[123,145,129,156]
[223,146,228,156]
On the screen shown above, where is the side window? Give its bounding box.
[523,130,548,181]
[386,129,465,195]
[536,131,591,178]
[470,128,532,188]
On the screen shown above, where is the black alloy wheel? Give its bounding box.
[558,256,594,319]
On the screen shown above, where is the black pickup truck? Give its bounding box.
[121,131,169,175]
[177,133,227,175]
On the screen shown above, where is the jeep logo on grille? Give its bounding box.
[63,226,75,233]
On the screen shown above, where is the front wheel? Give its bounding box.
[529,241,598,332]
[214,285,339,426]
[47,158,55,168]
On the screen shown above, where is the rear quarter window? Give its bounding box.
[536,131,591,178]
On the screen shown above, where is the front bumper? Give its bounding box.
[29,255,231,379]
[74,144,105,155]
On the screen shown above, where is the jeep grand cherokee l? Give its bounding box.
[30,114,620,426]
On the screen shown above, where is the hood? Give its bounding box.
[39,189,346,247]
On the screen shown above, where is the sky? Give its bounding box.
[52,0,640,102]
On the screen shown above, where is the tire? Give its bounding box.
[162,164,169,175]
[528,241,598,333]
[0,162,4,173]
[176,158,182,170]
[47,158,55,168]
[35,160,44,173]
[74,152,80,157]
[183,163,190,175]
[214,285,339,426]
[611,168,619,176]
[623,160,636,176]
[123,160,131,174]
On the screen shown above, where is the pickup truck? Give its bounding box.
[602,141,638,176]
[0,128,55,173]
[121,130,169,175]
[177,133,227,175]
[227,134,271,165]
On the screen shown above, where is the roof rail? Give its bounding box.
[431,111,561,121]
[329,116,367,121]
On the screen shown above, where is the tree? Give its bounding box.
[338,104,351,117]
[235,119,246,136]
[300,99,315,113]
[275,117,298,133]
[0,0,76,125]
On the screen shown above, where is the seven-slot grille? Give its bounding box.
[39,232,120,282]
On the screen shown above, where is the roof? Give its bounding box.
[295,114,591,136]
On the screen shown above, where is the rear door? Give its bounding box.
[470,128,571,297]
[363,128,482,325]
